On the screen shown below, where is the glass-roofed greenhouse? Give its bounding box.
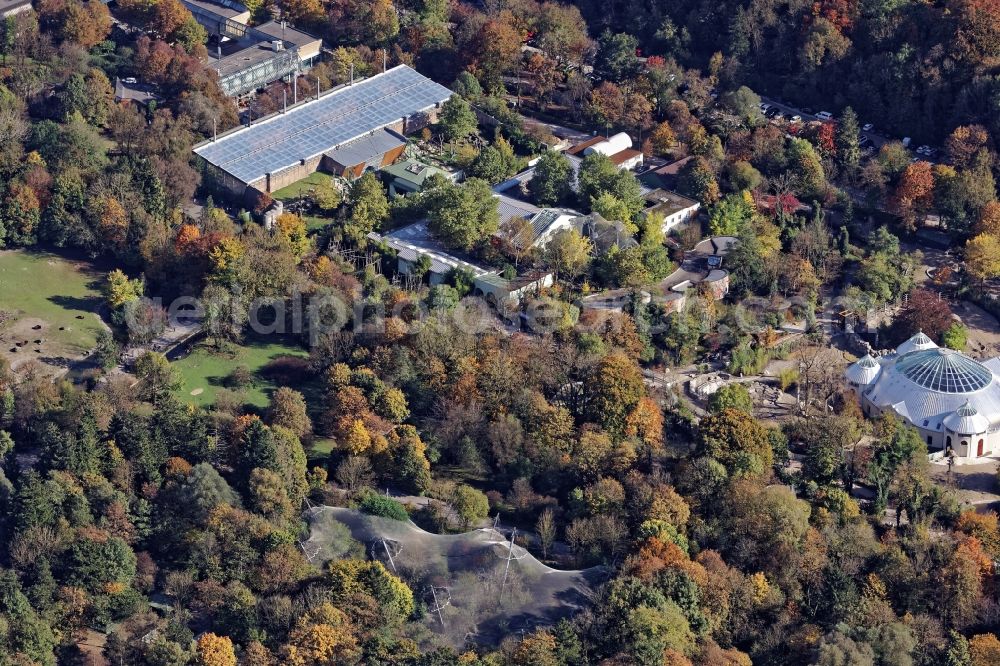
[193,65,452,196]
[845,332,1000,461]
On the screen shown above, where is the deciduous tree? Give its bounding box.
[700,408,773,476]
[893,161,935,227]
[196,633,237,666]
[529,150,573,206]
[437,94,477,142]
[424,177,498,250]
[584,353,644,439]
[966,233,1000,281]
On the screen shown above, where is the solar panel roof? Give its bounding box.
[194,65,452,185]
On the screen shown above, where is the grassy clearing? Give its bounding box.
[172,337,310,408]
[270,173,335,232]
[307,437,336,463]
[0,249,107,366]
[272,171,332,201]
[303,215,332,232]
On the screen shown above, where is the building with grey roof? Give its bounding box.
[501,208,582,250]
[324,129,407,179]
[203,20,322,96]
[114,78,162,107]
[495,193,540,225]
[253,20,322,61]
[643,188,701,233]
[181,0,321,96]
[846,333,1000,461]
[368,221,553,310]
[193,65,452,197]
[372,221,490,281]
[181,0,252,37]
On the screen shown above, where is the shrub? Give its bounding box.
[227,365,253,388]
[942,322,968,351]
[358,490,408,521]
[779,367,800,391]
[260,355,311,385]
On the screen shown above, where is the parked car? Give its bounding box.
[862,123,874,132]
[765,107,780,118]
[859,136,873,148]
[816,111,833,121]
[760,103,772,112]
[902,137,912,147]
[123,77,137,84]
[789,114,802,123]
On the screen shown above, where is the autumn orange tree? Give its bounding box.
[893,160,935,229]
[196,633,237,666]
[952,0,1000,61]
[945,124,992,168]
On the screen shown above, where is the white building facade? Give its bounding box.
[846,332,1000,460]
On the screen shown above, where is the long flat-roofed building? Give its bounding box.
[182,0,252,36]
[193,65,452,197]
[202,19,323,96]
[209,38,301,97]
[181,0,322,96]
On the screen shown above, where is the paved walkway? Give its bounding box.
[930,457,1000,510]
[952,300,1000,358]
[121,315,202,365]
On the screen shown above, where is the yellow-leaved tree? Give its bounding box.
[196,632,237,666]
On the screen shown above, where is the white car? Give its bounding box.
[862,123,874,132]
[816,111,833,121]
[916,145,932,155]
[760,103,772,112]
[123,77,137,84]
[789,115,802,123]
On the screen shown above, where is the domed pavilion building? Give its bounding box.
[845,332,1000,460]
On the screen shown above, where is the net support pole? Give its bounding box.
[381,538,397,573]
[430,586,447,629]
[499,528,516,607]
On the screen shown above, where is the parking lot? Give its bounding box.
[757,96,940,162]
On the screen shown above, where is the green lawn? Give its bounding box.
[172,337,310,408]
[271,171,332,201]
[303,215,332,232]
[270,173,335,233]
[308,437,336,462]
[0,249,107,365]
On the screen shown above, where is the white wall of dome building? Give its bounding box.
[845,332,1000,461]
